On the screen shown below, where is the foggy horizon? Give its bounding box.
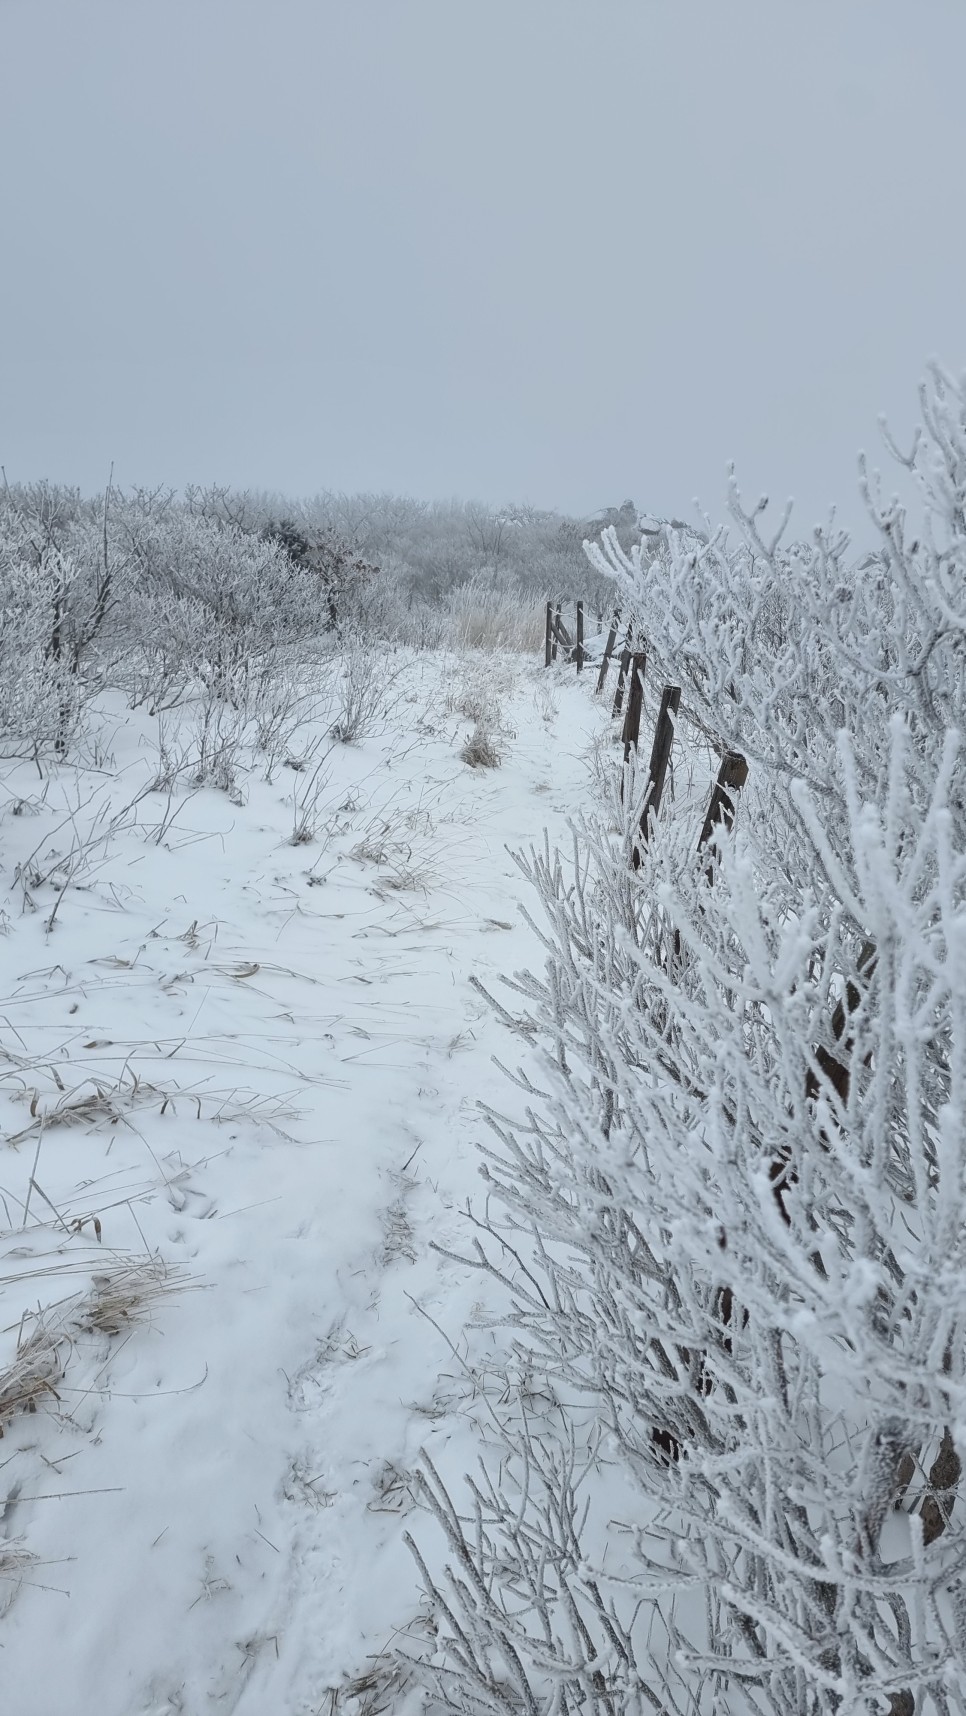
[3,1,964,538]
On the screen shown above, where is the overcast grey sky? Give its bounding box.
[2,0,963,534]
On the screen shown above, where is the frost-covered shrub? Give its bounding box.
[329,644,403,743]
[109,510,337,719]
[0,551,87,757]
[0,480,134,675]
[0,482,126,755]
[587,365,966,867]
[261,517,379,628]
[335,568,447,650]
[408,370,966,1715]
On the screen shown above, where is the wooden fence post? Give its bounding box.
[544,601,553,668]
[612,647,632,718]
[551,601,561,662]
[641,689,679,830]
[595,612,620,696]
[611,625,636,716]
[621,651,647,761]
[575,601,584,672]
[806,937,877,1109]
[635,685,680,854]
[551,608,573,653]
[698,751,749,855]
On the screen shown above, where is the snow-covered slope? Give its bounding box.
[0,652,607,1716]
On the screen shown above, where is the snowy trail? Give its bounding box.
[0,655,606,1715]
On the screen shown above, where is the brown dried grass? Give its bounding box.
[0,1255,191,1435]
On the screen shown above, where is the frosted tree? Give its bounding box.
[406,370,966,1715]
[110,507,331,708]
[0,482,109,756]
[0,546,88,758]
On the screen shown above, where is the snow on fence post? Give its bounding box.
[550,600,575,663]
[595,611,620,695]
[620,650,647,761]
[575,601,584,672]
[612,641,632,717]
[632,683,681,866]
[697,750,749,854]
[544,601,553,668]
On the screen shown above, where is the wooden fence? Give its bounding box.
[545,601,749,868]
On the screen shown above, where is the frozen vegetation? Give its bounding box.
[1,366,966,1713]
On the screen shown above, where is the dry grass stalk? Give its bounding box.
[8,1069,299,1145]
[0,1537,39,1617]
[0,1255,191,1435]
[459,725,502,769]
[0,1321,65,1434]
[8,1074,169,1144]
[77,1255,179,1337]
[0,1538,38,1580]
[323,1658,412,1715]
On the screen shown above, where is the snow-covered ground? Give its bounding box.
[0,652,608,1715]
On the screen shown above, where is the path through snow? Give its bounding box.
[0,653,607,1715]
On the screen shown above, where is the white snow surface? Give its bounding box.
[0,654,607,1716]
